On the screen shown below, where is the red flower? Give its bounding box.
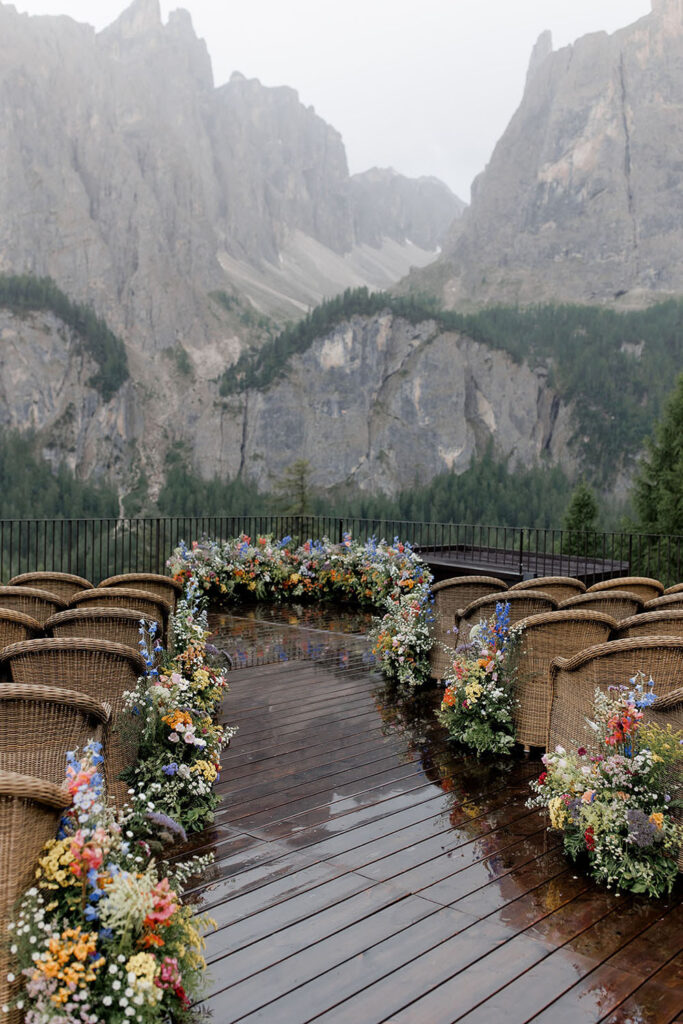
[584,826,596,852]
[537,772,547,785]
[577,747,587,757]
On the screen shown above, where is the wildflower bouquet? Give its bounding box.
[121,600,235,836]
[436,602,521,756]
[10,745,214,1022]
[369,594,434,691]
[528,677,683,898]
[167,533,433,612]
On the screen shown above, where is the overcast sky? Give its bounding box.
[12,0,652,200]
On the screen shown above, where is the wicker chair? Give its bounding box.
[429,575,506,680]
[643,593,683,613]
[46,606,161,651]
[641,687,683,871]
[508,576,587,603]
[548,636,683,754]
[557,590,645,623]
[458,591,558,638]
[586,576,665,603]
[664,582,683,596]
[97,573,183,612]
[513,610,616,750]
[0,683,111,784]
[69,588,170,632]
[0,585,66,627]
[615,610,683,640]
[0,609,42,648]
[0,770,72,1022]
[8,571,92,604]
[0,638,146,808]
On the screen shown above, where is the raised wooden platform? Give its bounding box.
[181,610,683,1023]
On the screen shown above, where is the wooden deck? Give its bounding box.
[181,607,683,1024]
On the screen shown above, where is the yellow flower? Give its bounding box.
[36,838,77,889]
[548,796,568,830]
[649,812,664,831]
[126,952,162,1005]
[190,759,218,782]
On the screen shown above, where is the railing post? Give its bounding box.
[518,528,524,577]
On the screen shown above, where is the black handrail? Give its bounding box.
[0,515,680,586]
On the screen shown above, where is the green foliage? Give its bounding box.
[0,430,117,518]
[272,458,314,515]
[314,445,577,529]
[562,480,601,555]
[633,372,683,536]
[156,448,264,517]
[0,274,128,400]
[164,343,193,378]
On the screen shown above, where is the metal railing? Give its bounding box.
[0,515,680,586]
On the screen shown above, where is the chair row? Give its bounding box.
[0,639,145,807]
[430,574,683,679]
[0,604,164,654]
[0,569,182,612]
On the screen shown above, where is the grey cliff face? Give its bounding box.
[419,1,683,309]
[204,314,575,497]
[0,0,462,351]
[0,307,573,501]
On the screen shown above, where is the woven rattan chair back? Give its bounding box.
[429,576,506,679]
[0,586,66,627]
[0,638,145,808]
[458,591,558,639]
[586,576,665,603]
[512,610,617,749]
[0,609,42,649]
[0,684,110,784]
[615,610,683,640]
[46,606,161,651]
[642,687,683,871]
[8,571,92,604]
[643,593,683,613]
[548,636,683,754]
[98,573,182,612]
[557,590,644,622]
[664,582,683,595]
[69,587,170,628]
[508,576,587,603]
[0,770,72,1021]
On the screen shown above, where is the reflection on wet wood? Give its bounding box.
[180,606,683,1023]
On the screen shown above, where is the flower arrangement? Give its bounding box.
[528,675,683,898]
[369,594,433,690]
[436,602,521,755]
[168,533,435,690]
[9,744,214,1022]
[121,589,236,837]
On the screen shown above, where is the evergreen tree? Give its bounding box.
[273,459,313,515]
[633,373,683,536]
[562,480,600,556]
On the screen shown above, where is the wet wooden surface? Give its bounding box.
[182,605,683,1024]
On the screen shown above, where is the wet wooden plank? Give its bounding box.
[191,606,683,1024]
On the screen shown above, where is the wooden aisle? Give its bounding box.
[179,610,683,1024]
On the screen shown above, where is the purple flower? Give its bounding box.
[162,762,179,776]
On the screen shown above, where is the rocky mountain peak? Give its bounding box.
[650,0,683,30]
[525,29,553,86]
[105,0,161,39]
